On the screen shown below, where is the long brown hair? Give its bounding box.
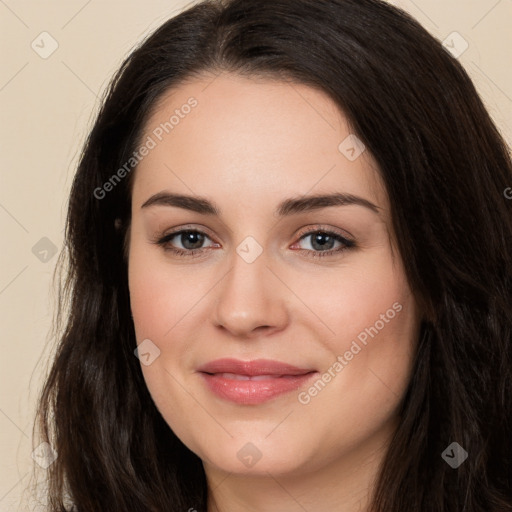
[34,0,512,510]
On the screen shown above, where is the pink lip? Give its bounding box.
[197,358,318,404]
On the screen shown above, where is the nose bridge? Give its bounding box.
[213,235,288,337]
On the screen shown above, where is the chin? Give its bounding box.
[192,433,315,476]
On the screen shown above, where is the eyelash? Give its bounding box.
[153,226,356,259]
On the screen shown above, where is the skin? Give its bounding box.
[128,72,422,512]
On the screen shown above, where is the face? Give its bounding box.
[127,72,421,478]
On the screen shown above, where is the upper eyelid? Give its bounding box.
[295,225,354,241]
[159,224,215,239]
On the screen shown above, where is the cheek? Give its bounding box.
[301,252,419,407]
[127,246,202,441]
[127,242,202,341]
[295,268,417,460]
[298,251,412,347]
[128,264,169,341]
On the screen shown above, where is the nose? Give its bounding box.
[212,245,289,338]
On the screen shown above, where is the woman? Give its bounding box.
[34,0,512,510]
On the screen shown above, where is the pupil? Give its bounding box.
[182,231,204,249]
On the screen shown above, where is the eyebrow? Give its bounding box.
[141,191,381,216]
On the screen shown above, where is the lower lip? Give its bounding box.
[199,372,318,404]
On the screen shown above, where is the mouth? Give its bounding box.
[197,358,318,404]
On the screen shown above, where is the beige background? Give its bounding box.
[0,0,510,510]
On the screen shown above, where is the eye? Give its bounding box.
[291,228,356,259]
[152,226,356,259]
[153,229,219,257]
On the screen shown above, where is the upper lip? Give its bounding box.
[197,358,315,376]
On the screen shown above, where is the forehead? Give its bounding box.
[131,72,387,214]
